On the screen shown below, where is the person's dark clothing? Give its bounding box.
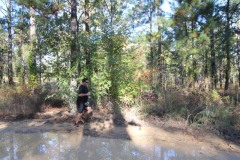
[77,102,87,113]
[77,85,89,103]
[76,85,89,113]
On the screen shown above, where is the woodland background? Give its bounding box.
[0,0,239,135]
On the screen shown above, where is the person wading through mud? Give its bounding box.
[74,78,93,127]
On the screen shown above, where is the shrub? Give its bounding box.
[139,87,239,130]
[45,78,77,112]
[0,85,43,116]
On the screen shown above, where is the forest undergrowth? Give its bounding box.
[0,84,239,142]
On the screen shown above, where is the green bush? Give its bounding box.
[90,70,111,105]
[46,78,77,112]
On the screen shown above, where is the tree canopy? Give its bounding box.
[0,0,239,97]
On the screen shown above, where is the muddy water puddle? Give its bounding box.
[0,131,239,160]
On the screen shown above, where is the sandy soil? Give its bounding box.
[0,107,239,155]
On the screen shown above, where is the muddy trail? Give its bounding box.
[0,107,240,159]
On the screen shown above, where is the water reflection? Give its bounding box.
[0,132,239,160]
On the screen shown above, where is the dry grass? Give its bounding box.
[0,86,43,116]
[139,87,240,129]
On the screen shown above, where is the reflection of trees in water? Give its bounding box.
[0,132,45,159]
[26,132,83,159]
[2,133,146,159]
[0,133,12,159]
[75,137,168,160]
[0,132,204,160]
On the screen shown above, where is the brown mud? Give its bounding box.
[0,107,239,155]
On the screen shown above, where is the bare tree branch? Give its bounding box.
[0,7,7,17]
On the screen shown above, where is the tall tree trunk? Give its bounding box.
[30,5,36,47]
[110,1,113,28]
[29,4,37,85]
[157,3,163,88]
[7,0,13,85]
[237,34,240,86]
[210,28,217,88]
[204,51,208,78]
[20,5,25,84]
[0,48,3,84]
[185,22,188,37]
[54,13,60,81]
[85,0,91,71]
[191,19,197,84]
[39,51,42,84]
[204,50,209,90]
[70,0,78,74]
[224,0,230,90]
[149,2,154,88]
[219,59,223,89]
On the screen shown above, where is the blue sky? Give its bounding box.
[0,0,7,18]
[0,0,173,18]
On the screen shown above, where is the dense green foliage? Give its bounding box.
[0,0,239,131]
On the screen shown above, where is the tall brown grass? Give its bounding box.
[139,87,240,131]
[0,85,44,116]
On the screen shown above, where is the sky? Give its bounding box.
[161,0,173,15]
[0,0,173,18]
[0,0,7,18]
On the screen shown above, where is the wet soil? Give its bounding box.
[0,107,240,155]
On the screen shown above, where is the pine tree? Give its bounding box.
[7,0,13,85]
